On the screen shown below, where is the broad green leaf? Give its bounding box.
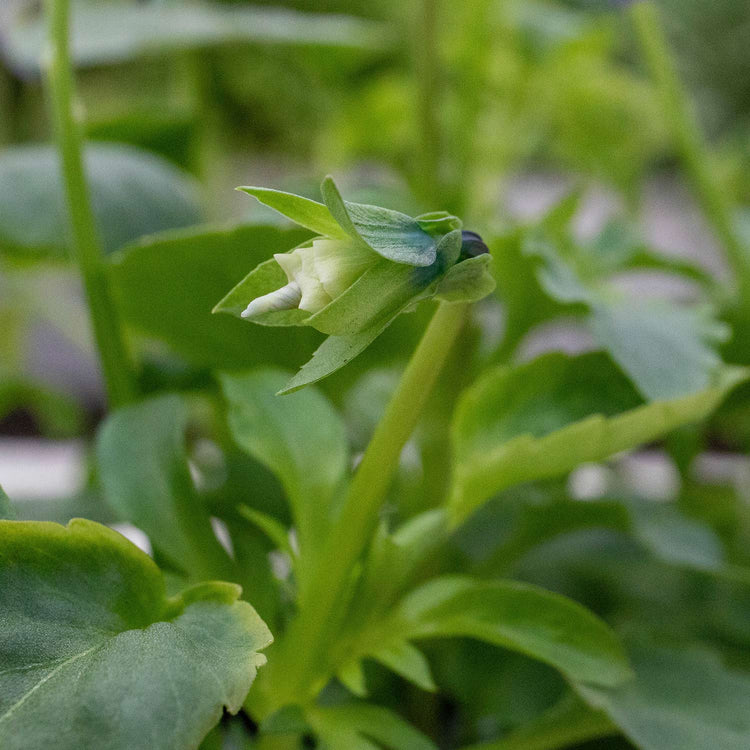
[0,144,201,258]
[220,370,348,560]
[321,176,437,266]
[459,692,614,750]
[111,223,319,369]
[434,254,496,303]
[238,187,347,239]
[576,643,750,750]
[390,576,632,688]
[0,486,14,520]
[0,519,272,750]
[589,300,729,401]
[465,493,726,576]
[2,3,386,73]
[308,703,437,750]
[96,394,234,581]
[450,352,747,523]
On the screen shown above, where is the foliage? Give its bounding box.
[2,0,750,748]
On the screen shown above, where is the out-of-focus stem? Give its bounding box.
[631,1,748,286]
[44,0,136,407]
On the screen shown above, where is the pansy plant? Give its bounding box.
[214,176,495,392]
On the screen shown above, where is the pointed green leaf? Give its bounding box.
[220,369,348,559]
[392,576,632,687]
[238,187,347,239]
[96,394,234,581]
[450,352,748,523]
[238,504,295,560]
[576,643,750,750]
[0,519,272,750]
[321,176,437,266]
[337,660,368,697]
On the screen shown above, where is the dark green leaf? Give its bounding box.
[392,576,632,687]
[96,394,234,581]
[0,144,201,258]
[576,643,750,750]
[450,352,747,523]
[111,223,320,369]
[0,519,272,750]
[220,370,348,561]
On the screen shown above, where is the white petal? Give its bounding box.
[241,281,302,318]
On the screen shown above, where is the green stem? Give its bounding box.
[260,302,470,711]
[413,0,442,206]
[44,0,136,408]
[631,1,748,285]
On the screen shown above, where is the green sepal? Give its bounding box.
[434,254,496,303]
[321,176,437,267]
[237,186,347,239]
[416,211,463,235]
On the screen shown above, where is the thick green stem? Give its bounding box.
[260,302,470,711]
[44,0,136,408]
[631,1,748,285]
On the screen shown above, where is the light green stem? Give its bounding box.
[631,1,748,285]
[45,0,136,408]
[261,302,470,711]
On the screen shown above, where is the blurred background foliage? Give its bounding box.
[2,0,750,748]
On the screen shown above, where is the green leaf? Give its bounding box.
[589,300,730,401]
[576,643,750,750]
[219,370,348,560]
[450,352,748,523]
[3,3,386,73]
[238,504,295,560]
[277,314,398,394]
[390,576,632,688]
[96,394,234,581]
[111,223,319,369]
[434,254,496,303]
[0,486,14,520]
[321,176,437,266]
[308,703,437,750]
[458,692,615,750]
[0,519,272,750]
[0,144,201,258]
[237,187,347,239]
[370,640,437,692]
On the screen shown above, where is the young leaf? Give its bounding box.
[220,369,348,560]
[321,176,437,266]
[390,576,632,688]
[450,352,748,523]
[110,223,319,369]
[576,643,750,750]
[0,144,201,259]
[0,519,272,750]
[96,394,234,581]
